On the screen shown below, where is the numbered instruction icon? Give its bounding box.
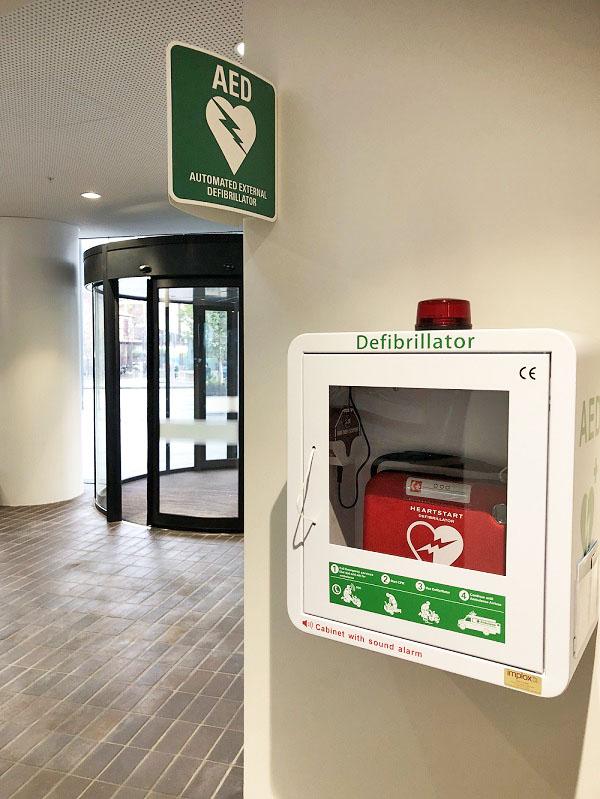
[330,564,339,574]
[459,590,470,602]
[381,574,390,585]
[416,581,425,592]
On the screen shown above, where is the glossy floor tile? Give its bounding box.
[0,490,243,798]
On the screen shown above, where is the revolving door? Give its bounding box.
[85,235,243,532]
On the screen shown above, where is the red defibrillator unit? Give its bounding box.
[363,452,507,575]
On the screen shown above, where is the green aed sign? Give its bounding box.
[167,42,277,221]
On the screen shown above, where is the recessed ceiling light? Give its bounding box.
[234,41,245,58]
[81,191,101,200]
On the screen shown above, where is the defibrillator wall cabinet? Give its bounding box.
[287,329,600,696]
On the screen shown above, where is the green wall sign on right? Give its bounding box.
[167,41,277,222]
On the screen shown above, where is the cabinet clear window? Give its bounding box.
[329,386,509,576]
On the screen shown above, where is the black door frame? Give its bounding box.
[147,277,243,532]
[103,277,122,522]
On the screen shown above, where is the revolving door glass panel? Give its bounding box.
[150,282,241,529]
[93,285,107,511]
[119,278,149,524]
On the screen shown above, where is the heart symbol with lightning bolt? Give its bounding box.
[205,95,256,175]
[407,521,464,565]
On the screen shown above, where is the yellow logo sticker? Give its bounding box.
[504,668,542,695]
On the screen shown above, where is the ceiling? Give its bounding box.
[0,0,243,236]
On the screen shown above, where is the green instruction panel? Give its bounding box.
[329,562,505,643]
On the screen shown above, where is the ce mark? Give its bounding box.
[519,366,537,380]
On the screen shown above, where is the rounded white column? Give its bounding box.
[0,218,82,505]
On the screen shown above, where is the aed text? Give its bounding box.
[212,64,251,101]
[580,396,600,445]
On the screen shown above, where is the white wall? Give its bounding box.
[0,218,82,505]
[243,1,600,797]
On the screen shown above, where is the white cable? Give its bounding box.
[293,446,316,549]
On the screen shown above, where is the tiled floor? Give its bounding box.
[0,490,243,798]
